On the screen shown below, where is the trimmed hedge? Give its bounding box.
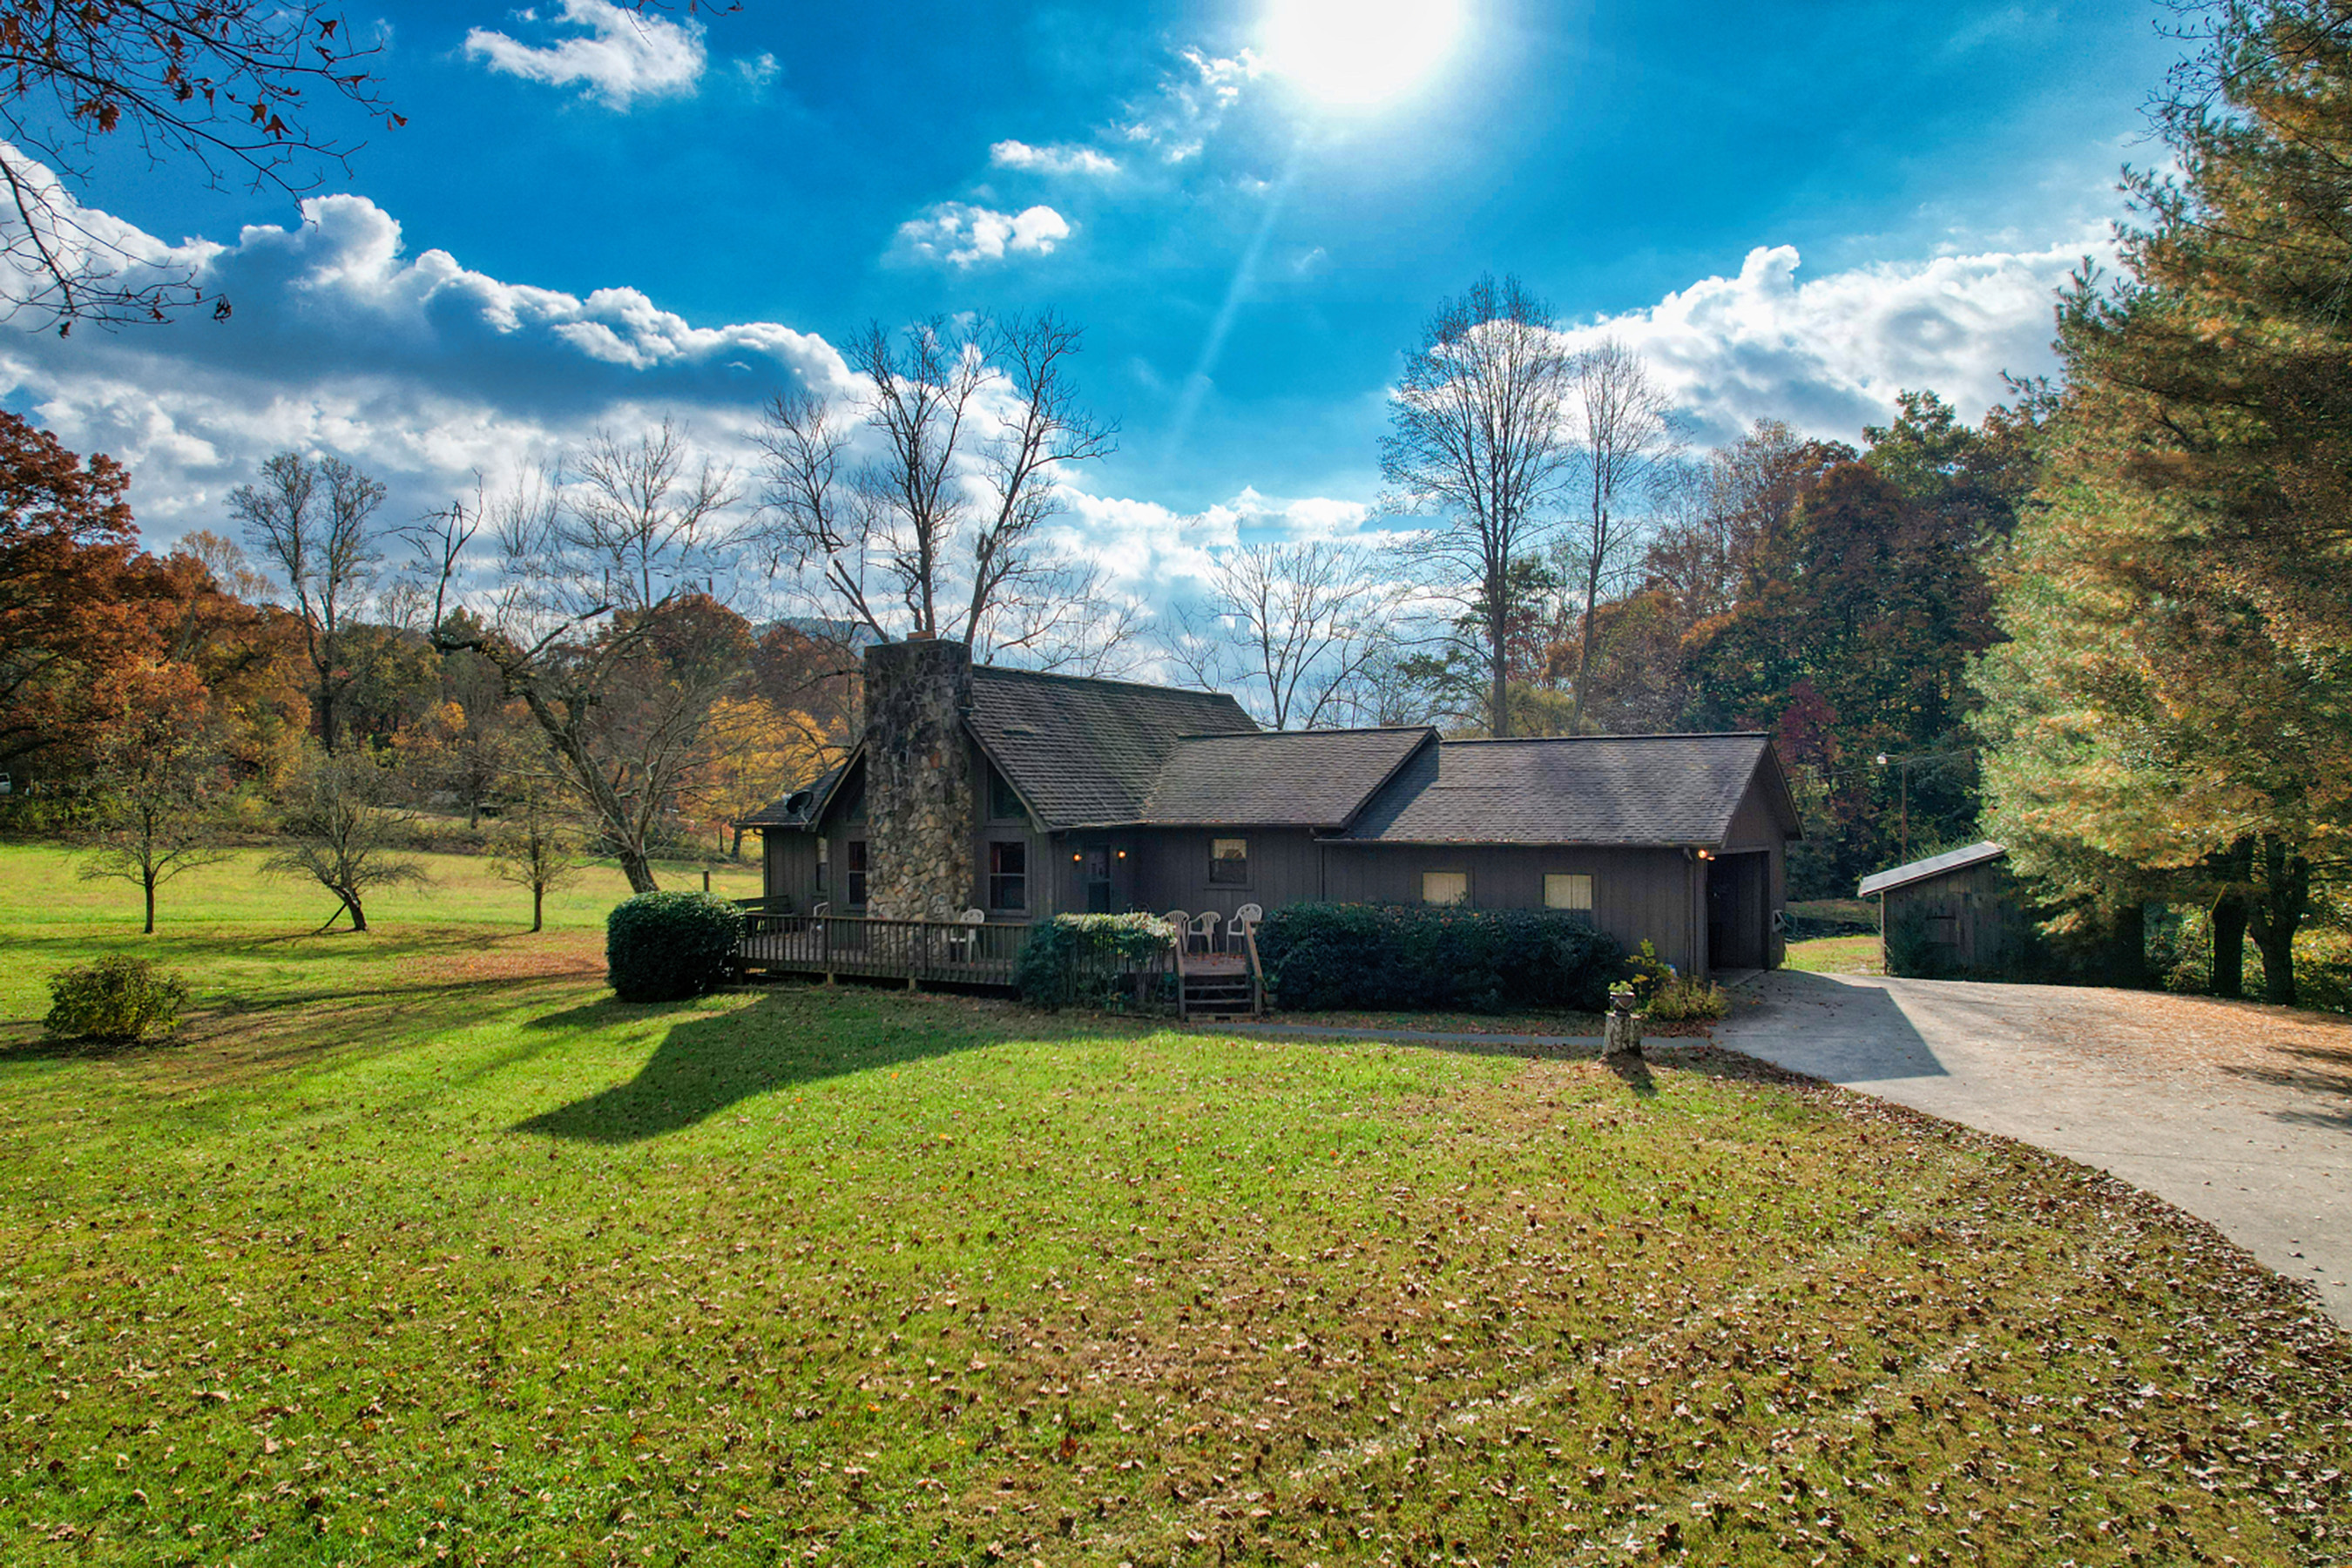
[1255,902,1625,1014]
[1015,913,1179,1010]
[606,891,745,1002]
[44,956,191,1042]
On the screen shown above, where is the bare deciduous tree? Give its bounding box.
[1563,339,1681,729]
[756,311,1118,662]
[232,451,382,752]
[264,747,427,933]
[486,782,585,933]
[1381,274,1578,738]
[411,429,747,896]
[1162,541,1407,729]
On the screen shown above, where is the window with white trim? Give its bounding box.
[1421,870,1468,906]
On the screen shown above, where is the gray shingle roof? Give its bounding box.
[1331,733,1780,846]
[1857,841,2006,898]
[968,666,1255,829]
[740,759,850,828]
[1134,727,1436,827]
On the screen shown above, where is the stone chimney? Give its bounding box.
[861,638,977,921]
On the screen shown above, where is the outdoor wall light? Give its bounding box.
[1072,853,1084,862]
[1116,849,1127,860]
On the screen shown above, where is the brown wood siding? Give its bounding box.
[1321,843,1702,974]
[760,829,819,909]
[1884,861,2020,971]
[1125,828,1322,920]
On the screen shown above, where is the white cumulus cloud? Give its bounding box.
[891,202,1073,267]
[989,140,1121,177]
[0,180,846,539]
[465,0,706,108]
[1553,240,2103,443]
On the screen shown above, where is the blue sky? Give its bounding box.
[3,0,2179,562]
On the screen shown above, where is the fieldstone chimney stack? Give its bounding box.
[862,638,977,921]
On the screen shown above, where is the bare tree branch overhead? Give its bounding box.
[0,0,400,329]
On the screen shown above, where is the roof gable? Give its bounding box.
[1135,727,1436,828]
[967,666,1255,829]
[1334,733,1781,846]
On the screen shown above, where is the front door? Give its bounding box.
[1084,845,1113,913]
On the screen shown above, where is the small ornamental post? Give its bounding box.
[1603,983,1643,1059]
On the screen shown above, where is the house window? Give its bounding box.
[1209,836,1249,885]
[989,841,1027,912]
[846,839,868,908]
[1544,873,1593,914]
[815,836,828,894]
[989,769,1024,822]
[1422,870,1469,907]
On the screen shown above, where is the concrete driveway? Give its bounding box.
[1718,970,2352,1329]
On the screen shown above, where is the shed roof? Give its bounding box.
[967,666,1256,830]
[1857,841,2008,898]
[1131,727,1436,828]
[1329,733,1784,847]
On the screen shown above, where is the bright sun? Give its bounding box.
[1262,0,1466,108]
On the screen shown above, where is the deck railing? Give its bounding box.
[733,909,1033,986]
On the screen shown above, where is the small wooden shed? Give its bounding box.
[1857,841,2020,973]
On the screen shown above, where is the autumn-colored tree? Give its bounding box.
[699,695,835,858]
[1972,0,2352,1004]
[0,409,159,774]
[76,662,230,933]
[1685,396,2024,893]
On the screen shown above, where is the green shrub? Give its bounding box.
[1255,903,1625,1014]
[1623,939,1676,1004]
[44,956,191,1042]
[1884,902,1957,979]
[1645,976,1730,1022]
[605,891,745,1002]
[1015,913,1179,1010]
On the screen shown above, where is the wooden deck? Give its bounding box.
[733,912,1032,986]
[731,905,1265,1014]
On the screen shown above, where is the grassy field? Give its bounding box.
[1783,935,1886,976]
[3,843,2349,1565]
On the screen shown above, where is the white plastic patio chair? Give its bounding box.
[1189,910,1221,955]
[947,907,985,962]
[1231,902,1264,951]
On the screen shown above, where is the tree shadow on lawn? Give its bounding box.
[515,986,1138,1145]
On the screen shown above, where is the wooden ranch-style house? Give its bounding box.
[740,639,1801,987]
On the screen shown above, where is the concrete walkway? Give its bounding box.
[1717,970,2352,1329]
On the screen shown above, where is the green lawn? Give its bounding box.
[3,843,2349,1565]
[1784,935,1886,976]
